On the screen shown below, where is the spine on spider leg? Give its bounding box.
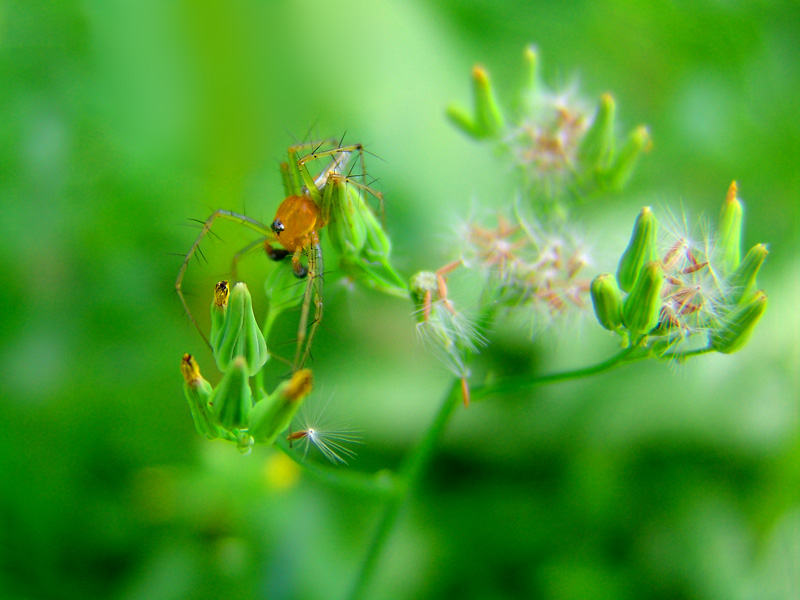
[293,242,324,371]
[304,242,325,362]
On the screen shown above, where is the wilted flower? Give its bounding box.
[506,84,590,198]
[410,266,487,406]
[461,209,593,325]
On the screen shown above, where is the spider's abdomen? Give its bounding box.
[272,195,321,251]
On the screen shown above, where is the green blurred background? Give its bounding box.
[1,1,797,599]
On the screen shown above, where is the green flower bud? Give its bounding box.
[622,261,664,334]
[513,45,539,116]
[578,93,616,170]
[248,369,313,445]
[333,194,406,297]
[710,290,767,354]
[210,356,252,431]
[327,179,368,257]
[214,282,268,376]
[361,202,392,262]
[602,125,650,191]
[616,207,658,292]
[209,280,229,349]
[180,354,220,439]
[447,65,504,139]
[590,273,623,331]
[718,181,743,273]
[728,243,767,306]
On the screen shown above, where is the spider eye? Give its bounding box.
[271,218,285,234]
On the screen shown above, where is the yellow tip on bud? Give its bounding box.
[635,125,652,152]
[472,65,488,85]
[523,45,537,62]
[180,353,201,384]
[285,369,314,402]
[726,180,738,203]
[719,181,744,272]
[180,354,218,439]
[214,280,230,307]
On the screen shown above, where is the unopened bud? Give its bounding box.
[622,261,664,334]
[590,273,623,331]
[578,93,616,170]
[180,354,219,439]
[472,65,504,137]
[210,356,252,431]
[328,177,368,257]
[213,282,268,376]
[616,207,658,292]
[248,369,313,445]
[718,181,743,272]
[602,125,650,191]
[513,45,539,116]
[728,243,767,306]
[361,203,392,263]
[209,280,229,348]
[446,65,504,139]
[710,290,767,354]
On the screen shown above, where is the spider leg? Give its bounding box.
[176,209,274,348]
[293,237,324,372]
[230,237,269,281]
[296,143,366,205]
[290,248,308,278]
[286,138,339,198]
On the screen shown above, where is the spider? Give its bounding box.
[175,138,379,372]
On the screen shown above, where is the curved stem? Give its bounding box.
[663,345,714,360]
[347,380,461,600]
[344,342,672,597]
[471,345,641,401]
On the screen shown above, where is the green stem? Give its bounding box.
[663,345,714,360]
[345,341,686,597]
[347,380,462,600]
[471,345,641,401]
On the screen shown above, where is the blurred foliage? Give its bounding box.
[0,1,797,599]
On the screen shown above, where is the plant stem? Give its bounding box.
[347,379,462,600]
[663,346,714,360]
[471,345,641,401]
[345,342,691,597]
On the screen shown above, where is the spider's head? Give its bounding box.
[271,218,285,236]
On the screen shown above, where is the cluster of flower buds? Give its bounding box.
[590,183,768,354]
[447,46,651,209]
[181,281,313,453]
[325,174,408,298]
[410,263,486,406]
